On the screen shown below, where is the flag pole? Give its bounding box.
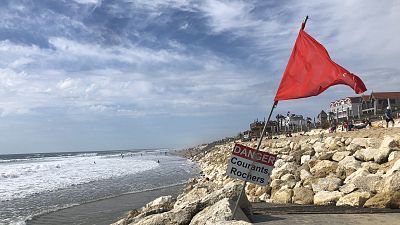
[231,15,309,221]
[231,100,278,220]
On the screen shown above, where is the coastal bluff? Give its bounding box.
[111,126,400,225]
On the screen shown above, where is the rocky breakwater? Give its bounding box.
[255,128,400,208]
[111,127,400,224]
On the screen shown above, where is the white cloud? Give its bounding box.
[73,0,102,5]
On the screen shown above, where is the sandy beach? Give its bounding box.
[27,184,186,225]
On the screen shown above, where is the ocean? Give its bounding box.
[0,149,198,225]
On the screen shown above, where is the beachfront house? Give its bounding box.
[361,92,400,116]
[329,96,364,121]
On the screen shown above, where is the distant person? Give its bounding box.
[385,106,395,127]
[342,120,348,131]
[157,160,160,163]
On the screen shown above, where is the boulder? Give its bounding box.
[373,136,398,163]
[189,198,250,225]
[339,183,358,194]
[270,162,298,180]
[310,160,338,178]
[314,191,343,205]
[374,148,392,164]
[271,187,293,204]
[200,182,243,208]
[270,179,284,194]
[301,155,311,165]
[317,151,335,160]
[384,158,400,177]
[174,187,210,208]
[380,171,400,193]
[332,151,351,162]
[344,138,352,146]
[350,138,370,148]
[361,162,380,173]
[336,192,371,207]
[311,177,342,192]
[344,168,381,193]
[300,169,312,181]
[354,148,376,162]
[313,142,326,153]
[364,192,400,209]
[293,187,314,204]
[380,136,398,149]
[145,196,174,209]
[337,156,361,178]
[280,174,297,189]
[388,151,400,161]
[134,202,202,225]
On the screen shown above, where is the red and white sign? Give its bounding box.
[226,143,277,186]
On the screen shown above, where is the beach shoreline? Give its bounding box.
[27,183,187,225]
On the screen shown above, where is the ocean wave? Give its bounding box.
[0,156,159,202]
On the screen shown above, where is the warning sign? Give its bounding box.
[226,143,277,186]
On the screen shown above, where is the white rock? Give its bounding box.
[385,158,400,177]
[300,169,312,181]
[354,148,376,162]
[189,198,251,225]
[145,196,174,209]
[336,192,371,207]
[380,171,400,193]
[311,177,342,192]
[350,138,370,148]
[332,151,351,162]
[301,155,311,165]
[314,191,343,205]
[313,142,326,153]
[388,151,400,161]
[337,156,362,177]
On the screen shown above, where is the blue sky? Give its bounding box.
[0,0,399,153]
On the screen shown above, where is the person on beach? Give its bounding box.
[342,120,348,131]
[385,106,395,127]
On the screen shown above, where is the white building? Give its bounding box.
[329,96,365,120]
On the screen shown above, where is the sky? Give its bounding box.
[0,0,399,154]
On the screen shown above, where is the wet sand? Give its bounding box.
[27,184,184,225]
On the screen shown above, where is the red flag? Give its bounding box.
[274,29,367,101]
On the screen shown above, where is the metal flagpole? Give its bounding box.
[231,100,278,219]
[231,15,309,221]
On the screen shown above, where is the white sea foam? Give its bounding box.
[0,155,159,202]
